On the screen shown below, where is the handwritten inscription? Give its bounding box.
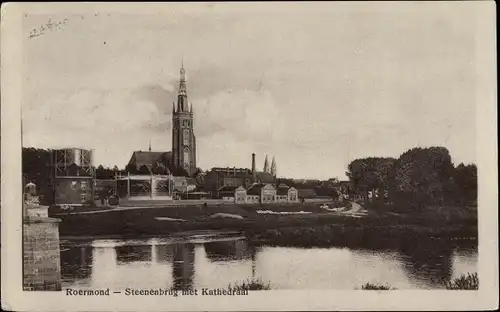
[28,18,69,39]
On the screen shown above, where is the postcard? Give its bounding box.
[1,2,498,311]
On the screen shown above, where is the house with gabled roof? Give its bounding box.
[276,184,299,203]
[247,183,277,204]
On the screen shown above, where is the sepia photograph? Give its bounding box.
[1,2,498,311]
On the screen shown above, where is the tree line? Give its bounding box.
[346,146,477,210]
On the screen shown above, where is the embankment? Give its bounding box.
[52,202,478,247]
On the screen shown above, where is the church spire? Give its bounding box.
[263,155,269,173]
[271,156,276,177]
[149,141,151,152]
[179,63,187,95]
[177,62,188,112]
[172,101,176,114]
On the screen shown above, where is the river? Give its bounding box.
[60,231,478,290]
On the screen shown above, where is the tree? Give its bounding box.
[165,163,189,177]
[22,147,54,205]
[388,146,456,210]
[125,163,138,174]
[175,167,190,177]
[95,165,117,179]
[454,163,477,204]
[280,178,296,187]
[346,157,396,202]
[151,162,168,175]
[328,177,339,184]
[95,165,106,179]
[138,165,151,175]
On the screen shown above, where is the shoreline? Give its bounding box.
[53,202,478,248]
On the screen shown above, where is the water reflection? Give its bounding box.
[171,243,195,290]
[60,234,478,290]
[116,245,152,263]
[399,242,454,288]
[61,246,93,281]
[204,240,252,262]
[155,244,174,263]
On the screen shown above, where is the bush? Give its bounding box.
[444,273,479,290]
[360,283,395,290]
[229,278,271,291]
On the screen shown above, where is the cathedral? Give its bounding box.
[171,63,197,175]
[127,63,198,176]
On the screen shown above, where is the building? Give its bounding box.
[203,153,277,198]
[52,148,94,207]
[276,184,299,203]
[247,183,277,204]
[229,183,298,204]
[270,156,277,178]
[218,185,240,201]
[172,63,197,176]
[124,64,197,177]
[235,186,247,204]
[172,176,197,193]
[127,149,172,173]
[244,183,299,204]
[262,154,277,178]
[204,167,253,198]
[94,179,116,201]
[116,175,173,200]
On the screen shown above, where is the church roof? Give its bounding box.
[128,151,172,169]
[256,171,275,183]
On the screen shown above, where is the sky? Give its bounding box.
[21,2,478,180]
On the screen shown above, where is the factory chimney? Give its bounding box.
[251,153,256,182]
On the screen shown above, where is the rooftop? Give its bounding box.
[128,151,172,168]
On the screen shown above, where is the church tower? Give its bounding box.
[270,156,276,177]
[172,63,197,175]
[263,155,269,173]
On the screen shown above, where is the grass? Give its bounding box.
[229,278,271,291]
[444,273,479,290]
[359,272,479,291]
[53,199,478,242]
[360,283,395,290]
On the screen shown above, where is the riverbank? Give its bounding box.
[53,201,478,248]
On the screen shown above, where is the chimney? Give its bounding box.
[251,153,256,182]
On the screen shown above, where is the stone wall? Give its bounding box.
[23,218,62,291]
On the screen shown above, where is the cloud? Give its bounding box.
[21,5,479,178]
[194,89,285,142]
[22,86,172,166]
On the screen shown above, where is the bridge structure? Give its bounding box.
[23,182,62,291]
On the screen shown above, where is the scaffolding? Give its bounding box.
[53,148,94,177]
[51,148,95,206]
[117,174,174,200]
